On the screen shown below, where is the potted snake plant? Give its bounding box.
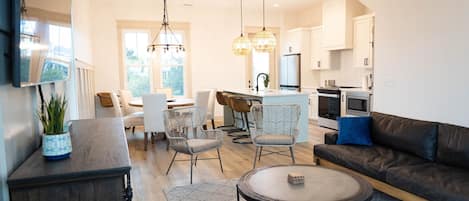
[38,94,72,160]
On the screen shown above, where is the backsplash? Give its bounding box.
[319,50,372,87]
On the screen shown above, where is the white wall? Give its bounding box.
[89,0,285,116]
[361,0,469,127]
[72,0,93,64]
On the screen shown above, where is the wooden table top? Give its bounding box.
[129,98,194,109]
[237,164,373,201]
[7,118,131,188]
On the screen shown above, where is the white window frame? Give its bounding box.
[117,21,191,97]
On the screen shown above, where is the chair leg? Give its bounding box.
[203,124,207,130]
[132,126,135,134]
[253,146,259,169]
[289,147,296,164]
[166,140,170,151]
[151,132,155,144]
[258,146,263,161]
[211,119,216,129]
[190,155,194,184]
[166,151,178,175]
[144,132,148,151]
[194,155,198,167]
[217,148,224,173]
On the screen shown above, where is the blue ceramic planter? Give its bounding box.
[42,132,72,160]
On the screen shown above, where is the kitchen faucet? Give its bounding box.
[255,73,269,92]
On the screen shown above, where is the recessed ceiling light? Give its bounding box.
[273,3,280,7]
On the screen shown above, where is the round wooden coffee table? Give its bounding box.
[237,165,373,201]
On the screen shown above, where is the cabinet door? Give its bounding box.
[310,28,322,70]
[285,30,302,54]
[353,16,374,68]
[322,0,347,50]
[310,93,319,120]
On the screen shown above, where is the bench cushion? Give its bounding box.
[314,144,426,181]
[437,123,469,169]
[387,163,469,201]
[370,112,438,161]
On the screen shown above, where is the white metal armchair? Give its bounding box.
[164,107,224,184]
[250,104,301,169]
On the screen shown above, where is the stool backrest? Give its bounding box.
[216,91,227,106]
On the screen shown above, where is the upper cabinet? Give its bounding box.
[310,26,339,70]
[285,28,311,54]
[322,0,366,50]
[285,28,311,69]
[353,14,374,68]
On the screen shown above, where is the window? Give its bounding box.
[159,32,185,96]
[122,31,151,97]
[251,49,270,91]
[48,24,72,59]
[119,22,190,98]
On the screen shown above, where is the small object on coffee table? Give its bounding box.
[287,172,304,185]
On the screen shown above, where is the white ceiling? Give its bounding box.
[171,0,322,12]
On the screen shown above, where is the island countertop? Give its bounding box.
[222,88,310,143]
[223,89,309,98]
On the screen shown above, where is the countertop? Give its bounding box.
[8,118,131,187]
[223,89,309,98]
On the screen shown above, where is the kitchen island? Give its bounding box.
[223,89,309,142]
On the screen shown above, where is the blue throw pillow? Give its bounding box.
[337,117,373,146]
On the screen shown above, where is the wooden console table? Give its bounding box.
[7,118,133,201]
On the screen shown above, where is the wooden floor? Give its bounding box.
[127,119,333,201]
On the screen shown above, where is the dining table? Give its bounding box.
[128,97,194,109]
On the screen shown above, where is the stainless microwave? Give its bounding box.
[345,91,371,116]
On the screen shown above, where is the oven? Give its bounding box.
[317,88,341,130]
[345,91,371,116]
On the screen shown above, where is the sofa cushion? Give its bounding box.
[337,117,372,146]
[370,112,438,161]
[387,163,469,201]
[437,123,469,169]
[314,144,426,181]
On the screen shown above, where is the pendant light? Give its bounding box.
[232,0,251,56]
[252,0,277,53]
[147,0,185,53]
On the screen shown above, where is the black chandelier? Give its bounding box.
[147,0,185,53]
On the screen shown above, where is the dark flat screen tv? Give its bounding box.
[12,0,72,88]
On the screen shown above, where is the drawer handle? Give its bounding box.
[317,61,321,68]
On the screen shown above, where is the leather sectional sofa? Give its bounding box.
[314,112,469,201]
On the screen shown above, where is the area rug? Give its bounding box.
[164,179,400,201]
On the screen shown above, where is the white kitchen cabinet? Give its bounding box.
[285,28,311,55]
[353,14,374,68]
[310,26,339,70]
[309,93,319,120]
[322,0,365,50]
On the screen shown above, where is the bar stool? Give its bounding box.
[230,96,260,144]
[221,93,245,133]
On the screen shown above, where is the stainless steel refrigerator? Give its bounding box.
[279,54,300,91]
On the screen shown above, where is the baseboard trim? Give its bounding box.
[314,157,428,201]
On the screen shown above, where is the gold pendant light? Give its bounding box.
[252,0,276,53]
[232,0,251,56]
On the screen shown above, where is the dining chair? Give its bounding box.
[119,89,143,115]
[194,90,211,129]
[164,107,224,184]
[119,89,144,133]
[110,92,144,135]
[250,104,301,169]
[142,93,167,151]
[155,88,173,99]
